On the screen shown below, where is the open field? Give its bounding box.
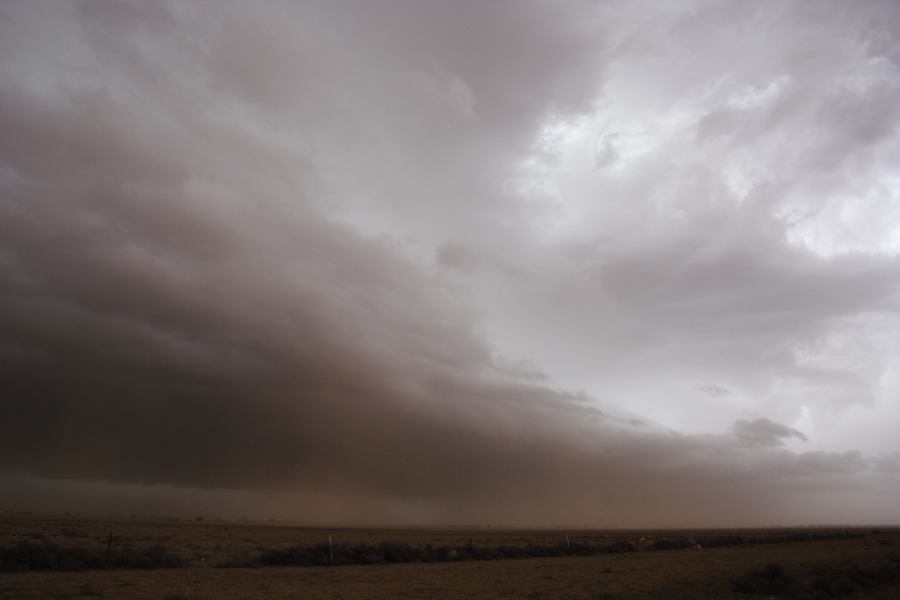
[2,515,899,599]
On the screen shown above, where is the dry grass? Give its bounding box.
[0,515,898,599]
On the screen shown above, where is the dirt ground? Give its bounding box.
[2,517,899,599]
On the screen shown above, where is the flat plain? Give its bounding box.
[2,515,899,599]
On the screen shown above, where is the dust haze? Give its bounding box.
[1,1,899,526]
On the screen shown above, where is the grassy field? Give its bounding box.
[1,515,899,599]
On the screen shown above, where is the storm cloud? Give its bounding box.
[1,0,899,526]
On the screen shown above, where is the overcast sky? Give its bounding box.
[1,0,899,527]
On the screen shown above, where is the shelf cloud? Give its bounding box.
[1,0,899,526]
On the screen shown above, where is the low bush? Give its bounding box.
[237,537,662,569]
[808,560,900,598]
[604,540,635,553]
[0,541,184,572]
[652,538,691,551]
[732,563,795,596]
[219,530,888,571]
[732,557,900,598]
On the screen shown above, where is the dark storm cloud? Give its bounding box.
[1,1,899,526]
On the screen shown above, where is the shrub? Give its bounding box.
[732,563,795,595]
[0,541,184,572]
[605,540,635,554]
[808,561,900,598]
[652,538,690,551]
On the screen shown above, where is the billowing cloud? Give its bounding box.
[1,0,899,526]
[733,418,808,448]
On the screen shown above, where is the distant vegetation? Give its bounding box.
[221,539,631,567]
[0,520,882,575]
[0,541,184,572]
[221,530,866,569]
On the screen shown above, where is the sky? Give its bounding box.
[1,0,899,527]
